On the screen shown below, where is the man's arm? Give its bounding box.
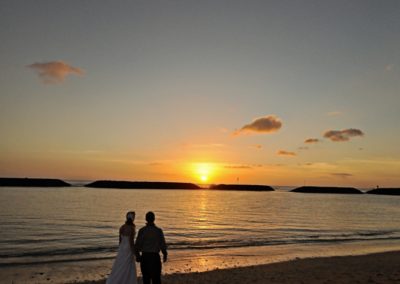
[134,228,143,261]
[160,229,168,262]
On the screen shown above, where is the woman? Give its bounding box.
[106,211,138,284]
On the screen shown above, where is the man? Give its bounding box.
[135,211,168,284]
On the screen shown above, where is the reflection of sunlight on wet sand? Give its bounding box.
[164,240,400,275]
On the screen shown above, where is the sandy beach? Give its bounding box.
[74,251,400,284]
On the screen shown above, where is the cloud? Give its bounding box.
[323,128,364,142]
[224,163,264,169]
[224,165,253,169]
[303,162,337,170]
[148,162,164,167]
[251,144,263,149]
[385,64,394,72]
[27,60,84,84]
[277,150,296,157]
[233,115,282,136]
[327,111,342,117]
[304,138,320,144]
[298,146,309,150]
[331,173,353,178]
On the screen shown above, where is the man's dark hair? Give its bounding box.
[146,211,155,223]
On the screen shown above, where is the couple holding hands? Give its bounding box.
[106,211,168,284]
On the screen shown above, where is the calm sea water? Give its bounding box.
[0,186,399,268]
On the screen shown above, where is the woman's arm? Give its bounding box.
[130,225,136,250]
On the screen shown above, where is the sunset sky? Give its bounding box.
[1,1,399,187]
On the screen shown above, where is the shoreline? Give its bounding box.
[2,243,400,284]
[76,250,400,284]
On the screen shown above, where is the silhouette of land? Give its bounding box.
[367,188,400,195]
[209,184,274,191]
[291,186,362,194]
[85,180,201,189]
[0,178,71,187]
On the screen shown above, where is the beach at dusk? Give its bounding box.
[1,0,400,283]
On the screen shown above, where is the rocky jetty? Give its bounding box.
[291,186,362,194]
[209,184,274,191]
[85,180,201,189]
[0,178,71,187]
[366,188,400,196]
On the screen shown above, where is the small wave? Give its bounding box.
[0,255,115,267]
[0,245,117,259]
[1,230,398,265]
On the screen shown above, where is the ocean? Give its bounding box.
[0,186,399,283]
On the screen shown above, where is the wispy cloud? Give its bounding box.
[27,60,84,84]
[251,144,263,149]
[277,150,296,157]
[224,163,263,169]
[224,165,253,169]
[298,146,309,150]
[233,115,282,136]
[323,128,364,142]
[302,162,337,170]
[148,162,164,167]
[327,111,342,117]
[385,64,394,72]
[304,138,320,144]
[331,173,353,178]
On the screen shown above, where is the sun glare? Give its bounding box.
[192,163,216,184]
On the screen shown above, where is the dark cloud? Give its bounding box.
[277,150,296,156]
[304,138,320,144]
[27,60,84,84]
[234,115,282,136]
[331,173,353,178]
[323,128,364,142]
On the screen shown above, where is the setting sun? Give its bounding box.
[192,163,217,184]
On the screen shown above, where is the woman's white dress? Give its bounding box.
[106,235,137,284]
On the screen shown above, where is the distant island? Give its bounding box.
[209,184,274,191]
[0,178,71,187]
[291,186,363,194]
[366,188,400,196]
[85,180,201,189]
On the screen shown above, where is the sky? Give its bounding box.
[1,0,399,187]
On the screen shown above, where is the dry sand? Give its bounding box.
[77,251,400,284]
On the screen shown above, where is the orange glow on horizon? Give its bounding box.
[191,162,218,184]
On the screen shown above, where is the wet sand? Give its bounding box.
[77,251,400,284]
